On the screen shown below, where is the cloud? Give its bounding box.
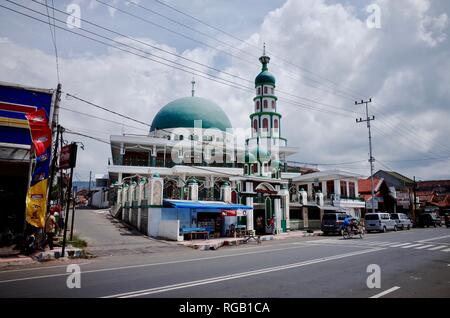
[0,0,449,181]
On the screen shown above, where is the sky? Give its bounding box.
[0,0,449,182]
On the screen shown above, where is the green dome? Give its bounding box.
[150,96,232,132]
[255,70,276,86]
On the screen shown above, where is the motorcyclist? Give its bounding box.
[342,215,351,232]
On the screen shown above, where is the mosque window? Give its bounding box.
[271,87,274,94]
[272,100,275,108]
[256,101,260,109]
[262,118,269,130]
[264,87,268,94]
[274,119,279,129]
[263,100,268,108]
[252,164,258,173]
[179,135,184,141]
[258,87,261,95]
[253,119,258,132]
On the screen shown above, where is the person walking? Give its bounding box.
[44,210,58,250]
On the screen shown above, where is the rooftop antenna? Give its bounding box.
[263,42,266,55]
[191,76,196,97]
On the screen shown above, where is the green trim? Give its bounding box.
[249,112,282,119]
[246,136,287,142]
[253,95,278,102]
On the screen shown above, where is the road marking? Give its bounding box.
[428,245,447,251]
[401,244,423,249]
[102,248,383,298]
[389,243,412,247]
[0,243,314,284]
[378,242,399,246]
[414,245,435,250]
[416,234,450,243]
[0,262,90,274]
[442,248,450,252]
[370,286,401,298]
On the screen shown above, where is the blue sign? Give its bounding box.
[0,83,54,145]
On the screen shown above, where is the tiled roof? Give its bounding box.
[358,178,383,193]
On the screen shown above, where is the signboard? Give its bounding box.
[0,83,54,145]
[366,198,379,210]
[60,143,78,169]
[396,192,411,208]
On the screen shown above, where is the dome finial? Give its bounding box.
[259,43,270,71]
[191,76,196,97]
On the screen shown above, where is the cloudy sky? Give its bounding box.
[1,0,449,181]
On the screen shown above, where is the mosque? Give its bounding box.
[108,50,365,239]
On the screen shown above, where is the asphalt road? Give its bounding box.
[0,219,449,298]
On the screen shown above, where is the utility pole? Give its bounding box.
[413,176,417,223]
[88,170,92,192]
[356,98,376,213]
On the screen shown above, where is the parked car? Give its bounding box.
[418,212,442,228]
[321,212,347,235]
[390,213,412,230]
[364,212,397,233]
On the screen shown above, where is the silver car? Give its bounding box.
[364,213,397,233]
[390,213,412,230]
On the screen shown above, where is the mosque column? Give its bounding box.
[245,181,254,231]
[274,198,282,234]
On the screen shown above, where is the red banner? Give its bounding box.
[26,109,51,156]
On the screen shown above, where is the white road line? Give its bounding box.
[414,245,435,250]
[367,241,392,246]
[0,262,90,274]
[379,242,400,246]
[103,248,383,298]
[401,244,423,249]
[428,245,447,251]
[375,242,398,246]
[0,244,314,284]
[389,243,413,247]
[442,248,450,252]
[370,286,401,298]
[416,234,450,243]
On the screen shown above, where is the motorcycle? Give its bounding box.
[341,225,365,239]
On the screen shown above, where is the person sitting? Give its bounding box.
[342,215,351,232]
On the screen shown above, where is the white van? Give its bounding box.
[364,213,398,233]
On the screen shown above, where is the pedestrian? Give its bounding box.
[256,216,263,235]
[44,210,58,250]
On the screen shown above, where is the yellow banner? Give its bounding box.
[25,179,48,228]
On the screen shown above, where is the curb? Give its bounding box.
[32,247,84,262]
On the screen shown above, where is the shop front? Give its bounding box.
[162,200,252,240]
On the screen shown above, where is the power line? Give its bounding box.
[149,0,450,154]
[59,105,149,132]
[152,0,367,100]
[66,94,151,126]
[6,2,361,120]
[6,1,448,159]
[34,0,361,118]
[43,0,60,83]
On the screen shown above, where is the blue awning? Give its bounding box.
[163,199,253,210]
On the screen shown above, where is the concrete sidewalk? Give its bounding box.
[179,230,322,250]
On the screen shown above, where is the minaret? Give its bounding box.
[248,43,282,150]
